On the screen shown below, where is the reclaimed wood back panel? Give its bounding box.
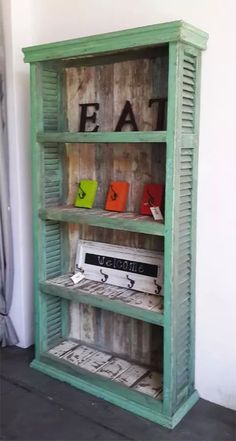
[69,304,163,370]
[65,54,167,368]
[66,143,166,211]
[66,54,168,132]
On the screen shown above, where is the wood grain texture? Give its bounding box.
[69,306,163,367]
[64,46,167,384]
[66,221,164,366]
[40,276,164,326]
[75,240,163,295]
[37,131,167,143]
[66,55,168,132]
[48,339,163,400]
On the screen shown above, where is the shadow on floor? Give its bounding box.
[0,346,235,441]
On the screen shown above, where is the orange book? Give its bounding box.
[105,181,129,212]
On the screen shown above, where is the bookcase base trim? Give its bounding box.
[30,358,199,428]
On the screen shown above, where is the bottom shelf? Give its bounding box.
[31,354,199,428]
[47,339,163,399]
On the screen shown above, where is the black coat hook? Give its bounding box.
[100,269,108,283]
[126,274,135,288]
[154,279,162,294]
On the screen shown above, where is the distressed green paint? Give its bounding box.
[23,21,208,63]
[30,357,198,428]
[174,46,197,409]
[163,41,180,415]
[57,69,70,341]
[25,21,208,428]
[40,282,164,327]
[39,207,165,236]
[30,63,45,357]
[188,46,202,393]
[37,131,167,143]
[44,351,163,410]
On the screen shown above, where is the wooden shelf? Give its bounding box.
[37,131,167,144]
[39,206,165,236]
[46,339,163,399]
[40,274,164,326]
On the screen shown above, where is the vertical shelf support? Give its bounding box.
[163,41,180,415]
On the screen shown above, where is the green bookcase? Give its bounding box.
[23,21,208,428]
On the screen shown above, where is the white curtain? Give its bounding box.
[0,7,18,346]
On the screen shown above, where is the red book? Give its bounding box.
[140,183,165,216]
[105,181,129,212]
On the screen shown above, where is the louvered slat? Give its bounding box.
[45,295,63,346]
[181,52,197,132]
[175,118,195,405]
[42,67,59,132]
[42,67,62,207]
[43,143,62,207]
[45,221,62,278]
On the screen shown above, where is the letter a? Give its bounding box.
[115,100,138,131]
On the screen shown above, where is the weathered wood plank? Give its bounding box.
[48,340,163,399]
[116,364,148,387]
[48,340,78,357]
[62,344,97,365]
[37,131,167,143]
[133,371,163,397]
[69,301,81,339]
[40,275,164,326]
[39,207,165,236]
[96,357,131,379]
[80,350,112,372]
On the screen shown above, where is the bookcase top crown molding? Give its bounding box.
[22,20,208,63]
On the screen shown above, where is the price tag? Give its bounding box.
[150,206,163,221]
[70,272,85,285]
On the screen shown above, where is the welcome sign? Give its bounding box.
[75,240,164,295]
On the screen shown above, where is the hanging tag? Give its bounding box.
[70,272,85,285]
[150,206,163,221]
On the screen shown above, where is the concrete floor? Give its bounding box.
[0,347,235,441]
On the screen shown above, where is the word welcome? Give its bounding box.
[85,253,158,277]
[79,99,167,132]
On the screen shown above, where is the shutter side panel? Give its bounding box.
[39,65,66,352]
[41,65,64,280]
[41,65,63,208]
[174,47,200,409]
[175,142,193,406]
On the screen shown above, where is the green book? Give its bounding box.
[74,180,98,208]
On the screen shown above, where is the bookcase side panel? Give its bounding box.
[31,62,68,355]
[174,45,202,410]
[162,41,180,415]
[30,62,46,356]
[163,43,202,414]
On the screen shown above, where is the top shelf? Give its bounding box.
[37,131,167,144]
[23,21,208,63]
